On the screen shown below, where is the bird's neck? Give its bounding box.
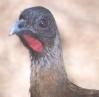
[30,35,65,73]
[30,35,68,97]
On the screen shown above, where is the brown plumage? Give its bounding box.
[11,6,99,97]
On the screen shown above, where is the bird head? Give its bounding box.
[10,6,58,55]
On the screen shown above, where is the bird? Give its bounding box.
[10,6,99,97]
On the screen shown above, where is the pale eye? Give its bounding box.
[39,17,48,28]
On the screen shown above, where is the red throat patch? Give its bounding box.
[23,33,43,53]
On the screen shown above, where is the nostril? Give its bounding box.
[18,23,24,28]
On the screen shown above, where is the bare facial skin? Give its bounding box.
[1,1,99,97]
[11,6,99,97]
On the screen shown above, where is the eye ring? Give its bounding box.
[39,17,48,28]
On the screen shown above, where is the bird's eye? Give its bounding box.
[39,17,48,28]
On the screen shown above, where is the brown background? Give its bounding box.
[1,0,99,97]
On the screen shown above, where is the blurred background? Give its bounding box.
[1,0,99,97]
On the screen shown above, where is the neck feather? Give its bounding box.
[31,35,64,69]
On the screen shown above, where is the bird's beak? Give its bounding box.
[10,19,25,35]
